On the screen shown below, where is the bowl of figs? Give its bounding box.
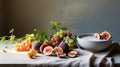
[77,31,112,52]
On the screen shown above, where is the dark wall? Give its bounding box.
[2,0,120,42]
[0,0,1,35]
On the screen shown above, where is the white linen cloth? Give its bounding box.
[27,43,116,67]
[0,42,116,67]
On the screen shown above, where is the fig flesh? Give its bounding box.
[94,33,101,39]
[53,46,63,55]
[68,51,77,57]
[100,31,111,40]
[40,42,48,52]
[43,46,53,56]
[57,53,66,58]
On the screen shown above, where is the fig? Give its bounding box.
[94,33,101,39]
[53,46,63,55]
[68,51,77,57]
[40,42,49,52]
[43,46,53,56]
[100,31,111,40]
[32,42,42,52]
[27,49,37,58]
[57,53,66,58]
[58,41,69,53]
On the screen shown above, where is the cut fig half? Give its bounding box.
[68,51,77,58]
[94,33,101,39]
[43,46,53,56]
[53,46,63,55]
[100,31,111,40]
[57,53,66,58]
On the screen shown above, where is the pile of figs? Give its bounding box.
[27,30,78,58]
[31,39,77,58]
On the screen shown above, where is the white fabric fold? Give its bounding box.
[27,44,116,67]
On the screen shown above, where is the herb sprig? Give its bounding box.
[0,20,68,43]
[0,28,16,43]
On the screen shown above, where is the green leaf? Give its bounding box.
[0,36,6,43]
[50,20,57,31]
[9,35,15,42]
[9,28,14,34]
[50,20,67,32]
[2,49,7,53]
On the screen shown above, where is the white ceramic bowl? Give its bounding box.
[77,33,112,52]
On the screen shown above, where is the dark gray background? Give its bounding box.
[0,0,120,42]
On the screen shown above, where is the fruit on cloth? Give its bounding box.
[27,49,37,58]
[68,51,77,57]
[64,30,72,37]
[32,42,42,52]
[14,43,31,52]
[14,39,33,52]
[57,52,66,58]
[100,31,111,40]
[24,39,32,48]
[43,46,53,56]
[58,41,69,53]
[64,36,75,49]
[40,42,48,52]
[53,46,63,55]
[48,36,61,47]
[94,33,101,39]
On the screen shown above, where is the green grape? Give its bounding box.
[65,40,69,44]
[56,32,60,36]
[60,30,65,34]
[68,43,75,49]
[68,39,74,44]
[59,34,64,38]
[53,34,57,37]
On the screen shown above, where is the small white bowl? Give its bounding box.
[77,33,112,52]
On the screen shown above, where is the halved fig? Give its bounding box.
[40,42,48,52]
[68,51,77,58]
[43,46,53,56]
[94,33,101,39]
[100,31,111,40]
[53,46,63,55]
[57,53,66,58]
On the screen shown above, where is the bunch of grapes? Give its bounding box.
[63,36,75,49]
[48,36,61,47]
[48,30,76,48]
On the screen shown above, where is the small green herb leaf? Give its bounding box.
[5,46,8,49]
[2,49,7,53]
[0,36,6,43]
[9,35,15,42]
[9,28,14,34]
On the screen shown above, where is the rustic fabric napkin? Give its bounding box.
[27,43,116,67]
[92,43,116,67]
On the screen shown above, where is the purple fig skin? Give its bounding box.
[32,42,42,52]
[58,41,69,53]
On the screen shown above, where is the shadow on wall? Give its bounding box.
[2,0,120,42]
[59,0,120,42]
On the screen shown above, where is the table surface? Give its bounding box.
[0,42,120,66]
